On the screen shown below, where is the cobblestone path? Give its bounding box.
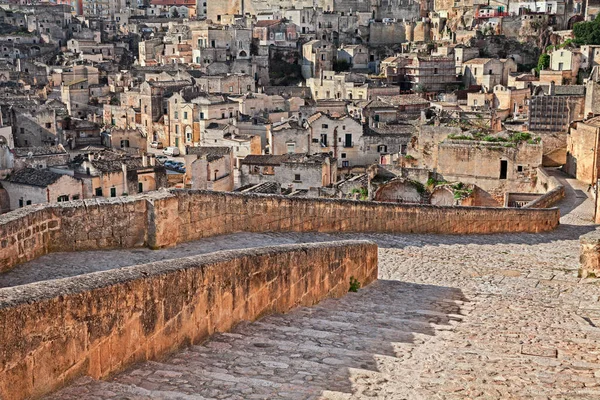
[21,170,600,398]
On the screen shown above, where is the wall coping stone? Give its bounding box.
[0,240,374,308]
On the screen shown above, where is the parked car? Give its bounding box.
[163,146,180,156]
[150,141,163,149]
[164,160,176,169]
[155,155,168,163]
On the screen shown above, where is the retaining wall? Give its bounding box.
[523,168,565,209]
[0,241,378,400]
[151,189,560,247]
[1,189,560,272]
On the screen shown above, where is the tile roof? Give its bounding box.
[4,168,67,187]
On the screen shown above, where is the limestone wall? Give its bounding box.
[580,232,600,278]
[0,194,156,273]
[152,190,560,248]
[1,189,561,272]
[0,241,378,400]
[523,168,565,209]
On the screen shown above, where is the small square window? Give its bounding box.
[517,165,523,172]
[341,153,347,159]
[322,124,328,129]
[294,174,301,181]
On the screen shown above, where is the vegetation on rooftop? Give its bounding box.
[447,131,540,146]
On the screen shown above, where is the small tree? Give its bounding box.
[536,53,550,73]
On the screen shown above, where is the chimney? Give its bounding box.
[149,153,156,166]
[88,152,94,161]
[549,81,556,96]
[142,154,148,167]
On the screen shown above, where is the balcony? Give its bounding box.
[343,141,354,148]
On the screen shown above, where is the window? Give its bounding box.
[138,182,143,193]
[377,145,387,153]
[120,139,130,148]
[200,112,205,119]
[499,160,508,179]
[342,160,349,167]
[45,122,52,129]
[434,68,438,74]
[57,195,69,202]
[320,134,328,147]
[229,86,233,92]
[26,200,31,205]
[95,187,103,196]
[401,144,407,155]
[174,111,178,119]
[294,174,301,182]
[110,187,117,197]
[175,125,179,134]
[341,153,347,159]
[344,133,352,147]
[19,198,23,208]
[322,124,328,129]
[183,111,188,120]
[72,195,80,200]
[286,143,295,153]
[517,165,523,172]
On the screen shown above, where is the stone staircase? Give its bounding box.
[46,280,471,400]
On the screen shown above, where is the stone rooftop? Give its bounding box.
[3,167,66,187]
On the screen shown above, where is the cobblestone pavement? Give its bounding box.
[24,170,600,398]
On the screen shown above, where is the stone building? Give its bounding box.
[12,146,70,171]
[184,146,234,191]
[565,117,600,185]
[73,152,167,198]
[462,58,518,91]
[404,56,459,92]
[1,168,83,211]
[301,40,334,80]
[307,113,364,168]
[529,84,585,133]
[269,120,310,156]
[101,128,147,153]
[240,153,337,191]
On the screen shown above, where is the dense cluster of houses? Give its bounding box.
[0,0,599,214]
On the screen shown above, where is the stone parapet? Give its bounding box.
[0,189,561,273]
[522,168,565,209]
[0,241,378,400]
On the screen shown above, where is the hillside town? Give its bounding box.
[0,0,597,215]
[5,0,600,399]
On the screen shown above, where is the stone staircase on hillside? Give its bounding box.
[46,280,470,400]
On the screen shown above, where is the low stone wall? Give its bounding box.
[523,168,565,209]
[579,231,600,278]
[0,194,158,273]
[150,190,560,248]
[0,241,378,400]
[1,189,561,272]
